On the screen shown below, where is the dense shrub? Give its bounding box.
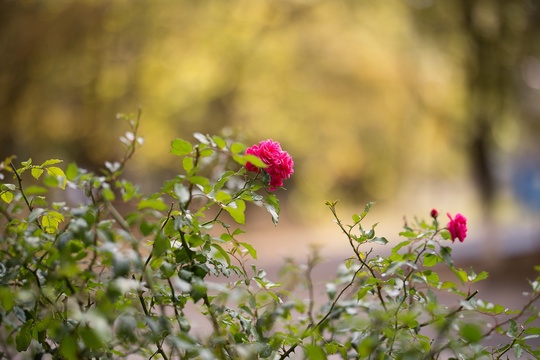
[0,113,538,359]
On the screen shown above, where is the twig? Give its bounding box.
[279,267,364,359]
[328,203,387,311]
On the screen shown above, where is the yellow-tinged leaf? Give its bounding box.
[31,167,44,180]
[0,191,13,204]
[183,156,194,172]
[42,211,65,234]
[1,155,16,172]
[41,159,63,167]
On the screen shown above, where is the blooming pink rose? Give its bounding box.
[245,139,294,190]
[447,213,467,242]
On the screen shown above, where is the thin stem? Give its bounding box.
[183,147,200,211]
[279,267,364,360]
[10,163,33,211]
[328,203,387,311]
[138,293,170,360]
[485,290,540,338]
[104,199,131,233]
[305,250,321,327]
[110,108,142,182]
[167,277,184,331]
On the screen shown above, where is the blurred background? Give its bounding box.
[1,0,540,305]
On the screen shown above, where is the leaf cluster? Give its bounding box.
[0,113,538,360]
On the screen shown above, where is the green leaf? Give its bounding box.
[358,336,377,358]
[199,147,214,157]
[183,156,194,173]
[212,135,227,149]
[1,183,16,191]
[140,221,157,236]
[25,185,47,195]
[211,243,231,265]
[46,166,67,189]
[238,241,257,259]
[513,343,523,358]
[507,319,519,338]
[31,167,44,179]
[369,236,388,245]
[213,170,234,191]
[399,230,417,238]
[0,287,15,312]
[190,281,207,303]
[16,321,33,352]
[0,191,13,204]
[243,154,267,168]
[215,190,232,203]
[170,138,193,156]
[263,202,279,225]
[21,158,32,167]
[525,316,539,326]
[137,198,169,211]
[230,142,245,154]
[525,326,540,335]
[80,325,104,350]
[232,228,245,236]
[59,334,78,360]
[65,162,78,181]
[459,323,483,343]
[423,253,441,267]
[304,344,328,360]
[189,176,210,188]
[152,232,170,257]
[452,268,468,284]
[357,286,371,300]
[101,187,115,201]
[224,200,246,224]
[470,270,489,283]
[392,240,411,253]
[265,193,280,210]
[441,229,451,241]
[440,246,454,267]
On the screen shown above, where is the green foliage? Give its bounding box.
[0,114,539,359]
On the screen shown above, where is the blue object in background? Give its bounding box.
[512,156,540,212]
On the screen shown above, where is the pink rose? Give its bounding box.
[245,139,294,190]
[430,209,438,219]
[447,213,467,242]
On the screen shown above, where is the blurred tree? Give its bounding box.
[1,0,538,218]
[406,0,540,214]
[0,1,151,169]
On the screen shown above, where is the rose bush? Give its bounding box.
[0,112,538,359]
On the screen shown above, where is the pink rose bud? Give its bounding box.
[430,209,438,219]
